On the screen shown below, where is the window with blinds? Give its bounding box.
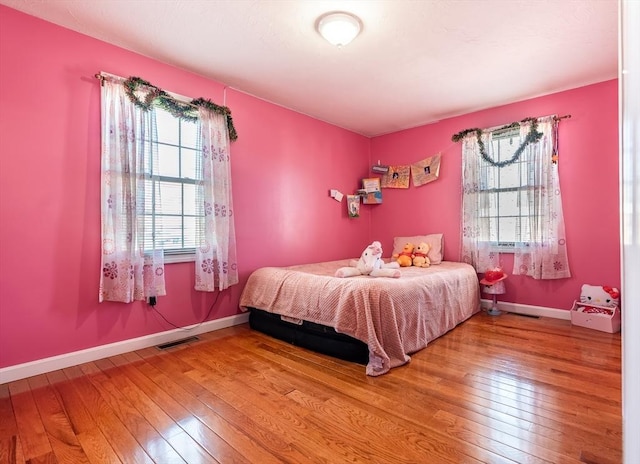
[478,128,538,250]
[143,106,201,257]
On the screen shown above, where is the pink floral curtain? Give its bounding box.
[513,118,571,279]
[461,132,501,272]
[99,78,166,302]
[195,108,238,291]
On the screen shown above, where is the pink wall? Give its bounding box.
[0,6,370,369]
[0,6,620,370]
[370,80,620,310]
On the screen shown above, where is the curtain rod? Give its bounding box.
[452,114,572,143]
[489,114,572,131]
[95,72,199,109]
[94,71,239,141]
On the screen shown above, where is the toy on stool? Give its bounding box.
[480,268,507,316]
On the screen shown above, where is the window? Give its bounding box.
[143,106,203,261]
[100,75,239,301]
[460,116,570,278]
[478,127,537,251]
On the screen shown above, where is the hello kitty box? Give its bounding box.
[570,284,621,333]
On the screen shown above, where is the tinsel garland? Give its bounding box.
[451,117,542,167]
[123,77,238,141]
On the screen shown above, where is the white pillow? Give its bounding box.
[392,234,444,264]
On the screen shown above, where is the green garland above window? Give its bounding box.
[123,76,238,141]
[451,117,542,167]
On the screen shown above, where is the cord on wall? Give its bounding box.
[147,292,221,331]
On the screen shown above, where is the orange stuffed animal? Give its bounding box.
[412,242,431,267]
[393,242,415,267]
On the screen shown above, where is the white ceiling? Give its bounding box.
[2,0,618,136]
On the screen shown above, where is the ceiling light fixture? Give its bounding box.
[316,12,362,47]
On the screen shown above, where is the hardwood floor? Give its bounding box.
[0,312,622,464]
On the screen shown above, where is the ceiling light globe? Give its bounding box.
[317,12,362,47]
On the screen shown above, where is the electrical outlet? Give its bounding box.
[148,296,157,307]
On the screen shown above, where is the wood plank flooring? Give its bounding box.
[0,312,622,463]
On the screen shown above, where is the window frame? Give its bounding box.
[143,105,202,263]
[477,127,539,252]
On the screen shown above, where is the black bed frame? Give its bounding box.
[248,307,369,365]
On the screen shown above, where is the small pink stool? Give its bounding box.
[480,272,507,316]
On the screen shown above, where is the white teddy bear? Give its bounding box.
[335,241,401,278]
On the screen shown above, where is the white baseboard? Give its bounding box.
[0,313,249,385]
[1,303,568,384]
[481,299,571,320]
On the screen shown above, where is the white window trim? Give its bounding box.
[481,241,525,253]
[145,106,201,257]
[164,251,196,264]
[478,128,538,248]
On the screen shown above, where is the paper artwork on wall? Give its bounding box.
[329,189,344,202]
[381,165,410,189]
[361,177,382,204]
[411,154,441,187]
[362,190,383,204]
[347,195,360,218]
[362,177,381,193]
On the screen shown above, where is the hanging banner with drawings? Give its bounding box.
[411,153,441,187]
[381,165,410,189]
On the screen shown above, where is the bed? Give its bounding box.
[239,259,481,376]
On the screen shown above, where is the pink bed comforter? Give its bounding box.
[239,260,481,376]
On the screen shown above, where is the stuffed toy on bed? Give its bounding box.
[412,242,431,268]
[393,242,415,267]
[335,241,401,278]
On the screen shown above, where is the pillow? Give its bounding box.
[392,234,444,264]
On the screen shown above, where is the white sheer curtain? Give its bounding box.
[513,118,571,279]
[461,117,571,279]
[195,108,239,291]
[99,78,166,303]
[461,132,500,271]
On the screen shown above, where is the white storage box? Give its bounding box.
[570,301,621,333]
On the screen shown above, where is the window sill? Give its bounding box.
[164,253,195,264]
[480,242,532,253]
[489,245,516,254]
